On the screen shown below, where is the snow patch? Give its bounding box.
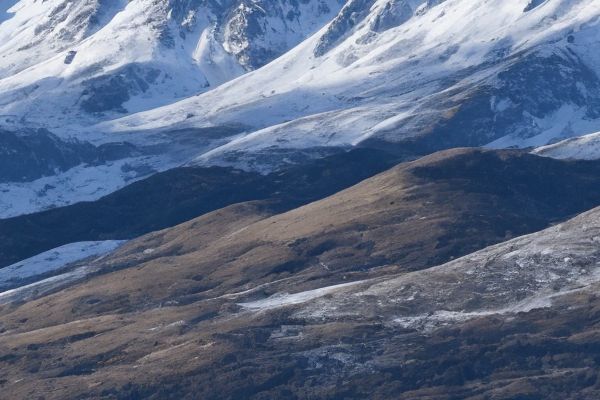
[0,240,124,290]
[238,281,363,310]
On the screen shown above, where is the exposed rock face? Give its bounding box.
[221,0,345,69]
[524,0,548,12]
[370,0,414,32]
[314,0,442,56]
[79,64,165,114]
[314,0,376,56]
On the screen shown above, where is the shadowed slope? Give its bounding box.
[0,148,401,268]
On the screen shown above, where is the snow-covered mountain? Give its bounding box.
[0,0,344,217]
[5,0,600,215]
[0,0,344,126]
[103,0,600,170]
[7,1,600,396]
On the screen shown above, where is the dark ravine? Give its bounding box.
[0,148,401,267]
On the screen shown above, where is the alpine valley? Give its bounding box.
[4,0,600,399]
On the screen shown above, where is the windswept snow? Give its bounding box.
[4,0,600,217]
[0,265,94,304]
[0,0,346,218]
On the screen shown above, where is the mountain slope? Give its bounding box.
[5,2,600,399]
[3,149,600,398]
[0,125,246,218]
[0,0,348,219]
